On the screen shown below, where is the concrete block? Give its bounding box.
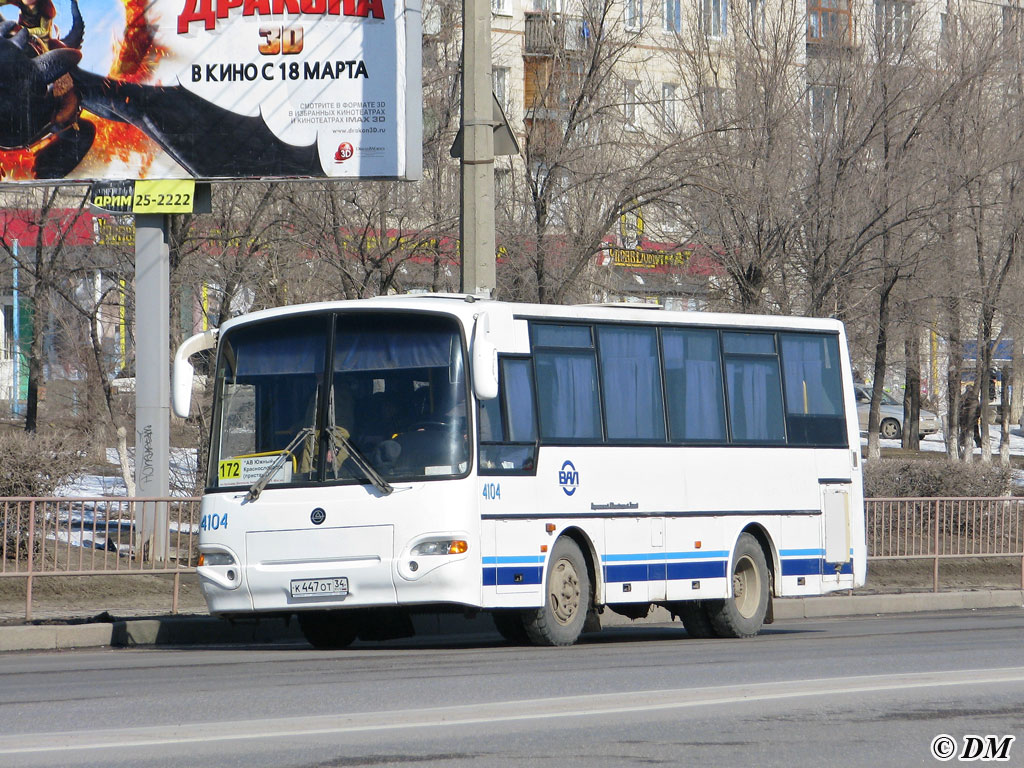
[0,626,56,651]
[771,598,806,620]
[55,623,113,649]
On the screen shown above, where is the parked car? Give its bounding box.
[855,384,941,440]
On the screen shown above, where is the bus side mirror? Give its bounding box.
[471,314,498,401]
[172,329,218,418]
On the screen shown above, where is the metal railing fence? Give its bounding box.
[1,496,1022,622]
[866,497,1024,592]
[1,497,200,621]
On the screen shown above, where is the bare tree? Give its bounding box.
[0,187,91,433]
[496,0,706,303]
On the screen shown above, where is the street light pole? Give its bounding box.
[11,240,20,417]
[459,0,496,297]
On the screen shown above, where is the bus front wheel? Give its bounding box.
[525,537,590,646]
[707,533,770,638]
[298,610,359,649]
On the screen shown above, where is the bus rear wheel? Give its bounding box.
[524,537,590,646]
[707,533,770,638]
[298,610,359,649]
[673,600,718,638]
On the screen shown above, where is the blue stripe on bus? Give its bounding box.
[604,560,728,583]
[666,560,728,580]
[602,551,731,562]
[483,553,853,587]
[779,548,825,557]
[482,566,544,587]
[780,558,822,576]
[482,556,546,565]
[780,557,856,576]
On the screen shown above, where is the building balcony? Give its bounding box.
[524,11,589,56]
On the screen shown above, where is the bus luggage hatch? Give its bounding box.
[821,485,851,567]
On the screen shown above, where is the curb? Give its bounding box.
[1,590,1021,652]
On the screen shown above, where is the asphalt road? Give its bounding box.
[1,610,1022,768]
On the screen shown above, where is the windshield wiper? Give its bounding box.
[327,428,394,496]
[246,427,314,501]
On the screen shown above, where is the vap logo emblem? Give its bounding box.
[334,142,354,163]
[310,507,326,525]
[559,460,579,496]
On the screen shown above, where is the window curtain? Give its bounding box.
[230,320,326,377]
[504,359,537,442]
[663,330,726,441]
[727,358,785,441]
[599,327,664,440]
[781,334,842,416]
[536,352,601,439]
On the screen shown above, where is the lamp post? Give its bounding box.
[459,0,496,297]
[11,240,21,417]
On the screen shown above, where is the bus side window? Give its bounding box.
[779,333,847,447]
[723,332,786,444]
[662,328,726,443]
[479,358,538,474]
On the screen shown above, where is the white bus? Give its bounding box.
[173,294,865,647]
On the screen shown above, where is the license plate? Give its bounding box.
[290,577,349,597]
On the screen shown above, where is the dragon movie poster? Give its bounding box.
[0,0,421,182]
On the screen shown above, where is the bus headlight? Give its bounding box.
[197,548,241,590]
[198,551,235,566]
[411,539,468,556]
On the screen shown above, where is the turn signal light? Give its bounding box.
[199,551,235,566]
[411,539,469,556]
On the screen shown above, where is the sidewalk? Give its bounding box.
[1,589,1021,652]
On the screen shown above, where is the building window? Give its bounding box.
[492,66,509,112]
[809,84,838,134]
[875,0,912,48]
[664,0,681,32]
[748,0,765,37]
[662,83,678,127]
[495,167,512,201]
[1003,5,1024,43]
[624,80,639,128]
[703,0,728,37]
[807,0,851,42]
[492,0,508,14]
[701,86,726,114]
[625,0,642,30]
[940,12,956,50]
[1,304,11,361]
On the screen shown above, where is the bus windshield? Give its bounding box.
[208,312,470,491]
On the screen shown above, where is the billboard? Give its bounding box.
[0,0,421,182]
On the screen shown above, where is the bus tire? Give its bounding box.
[674,600,718,638]
[298,611,359,649]
[708,533,770,639]
[524,537,590,646]
[491,610,530,644]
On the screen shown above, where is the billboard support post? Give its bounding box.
[459,0,496,297]
[134,214,170,562]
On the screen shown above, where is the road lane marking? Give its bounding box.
[3,666,1024,754]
